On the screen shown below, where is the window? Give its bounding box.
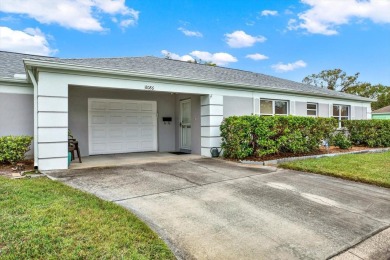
[260,99,289,116]
[333,105,350,127]
[307,103,318,116]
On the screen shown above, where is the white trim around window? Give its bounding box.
[333,104,350,127]
[260,99,289,116]
[307,102,318,117]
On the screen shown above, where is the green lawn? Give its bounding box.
[279,151,390,188]
[0,177,175,259]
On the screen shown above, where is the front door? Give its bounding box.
[180,99,191,150]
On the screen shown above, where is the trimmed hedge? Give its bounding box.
[344,120,390,147]
[220,116,337,159]
[0,136,33,164]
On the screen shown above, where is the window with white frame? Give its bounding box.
[333,105,350,126]
[307,103,318,116]
[260,99,289,116]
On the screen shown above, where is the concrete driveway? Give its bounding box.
[47,158,390,260]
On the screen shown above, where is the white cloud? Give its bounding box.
[0,26,57,56]
[271,60,307,72]
[246,53,269,61]
[0,0,139,32]
[290,0,390,35]
[161,50,195,62]
[178,27,203,37]
[225,30,266,48]
[190,51,237,66]
[161,50,237,66]
[261,10,278,16]
[120,18,136,28]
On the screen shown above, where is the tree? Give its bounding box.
[164,52,216,66]
[302,69,390,110]
[302,68,359,92]
[187,59,216,66]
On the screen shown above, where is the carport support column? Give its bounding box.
[200,95,223,157]
[37,72,69,170]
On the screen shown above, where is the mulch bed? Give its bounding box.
[0,160,35,178]
[230,146,374,162]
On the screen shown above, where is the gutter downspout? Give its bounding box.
[27,69,38,169]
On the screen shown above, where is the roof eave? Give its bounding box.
[0,77,31,86]
[23,59,373,103]
[372,112,390,114]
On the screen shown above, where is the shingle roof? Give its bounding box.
[0,51,56,78]
[372,105,390,113]
[0,51,371,102]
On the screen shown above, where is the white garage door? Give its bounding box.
[88,98,157,155]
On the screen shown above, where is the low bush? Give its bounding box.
[220,116,337,159]
[343,120,390,147]
[331,132,352,149]
[0,136,33,164]
[220,116,254,159]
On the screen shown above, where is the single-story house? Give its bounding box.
[0,51,372,170]
[372,105,390,119]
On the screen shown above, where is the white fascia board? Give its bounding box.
[23,59,373,103]
[0,78,33,94]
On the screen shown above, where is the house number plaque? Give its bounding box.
[144,85,155,90]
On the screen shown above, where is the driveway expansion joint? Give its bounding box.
[111,172,273,202]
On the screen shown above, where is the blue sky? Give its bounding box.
[1,0,389,85]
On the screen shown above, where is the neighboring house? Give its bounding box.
[0,51,372,170]
[372,105,390,119]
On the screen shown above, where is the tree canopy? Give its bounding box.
[302,69,390,110]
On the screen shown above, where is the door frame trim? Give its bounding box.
[179,98,191,150]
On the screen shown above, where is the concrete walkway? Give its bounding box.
[47,158,390,260]
[332,227,390,260]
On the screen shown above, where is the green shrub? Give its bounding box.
[220,115,337,159]
[344,120,390,147]
[331,132,352,149]
[220,116,254,159]
[0,136,33,164]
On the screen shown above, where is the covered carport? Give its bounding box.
[25,58,224,170]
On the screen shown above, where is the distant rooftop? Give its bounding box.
[372,105,390,113]
[0,51,372,102]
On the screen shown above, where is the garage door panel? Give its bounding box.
[89,99,157,155]
[91,127,106,138]
[141,128,154,138]
[109,114,123,124]
[91,114,106,124]
[109,142,123,152]
[91,143,107,153]
[125,102,140,111]
[91,101,107,110]
[141,103,153,112]
[125,141,139,150]
[141,115,154,124]
[126,115,139,124]
[140,140,154,149]
[109,127,124,138]
[125,127,139,138]
[108,102,123,111]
